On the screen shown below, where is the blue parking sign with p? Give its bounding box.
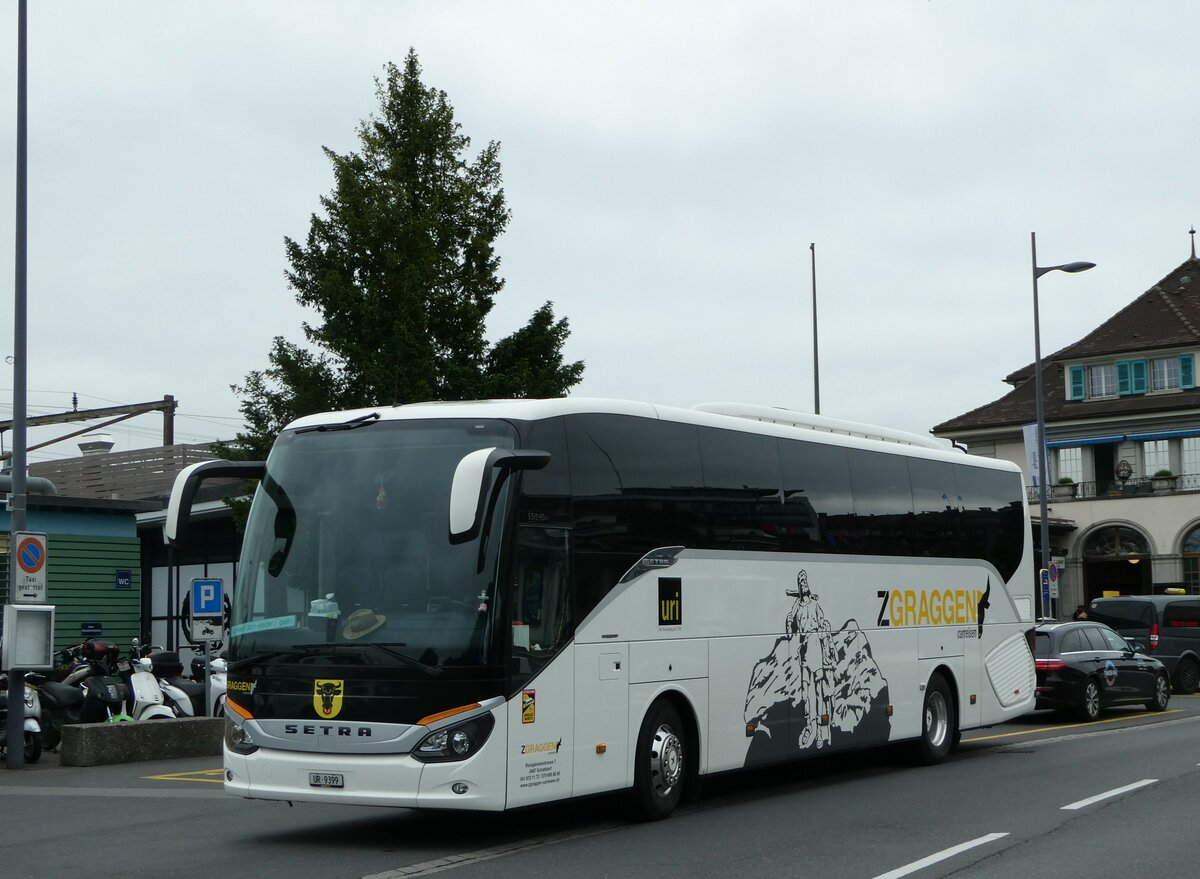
[193,578,223,617]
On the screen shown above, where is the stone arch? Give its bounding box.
[1077,521,1153,601]
[1180,520,1200,593]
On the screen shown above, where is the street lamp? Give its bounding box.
[1031,231,1095,620]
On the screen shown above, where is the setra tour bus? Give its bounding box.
[164,398,1037,820]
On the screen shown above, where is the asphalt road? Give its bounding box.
[2,697,1197,879]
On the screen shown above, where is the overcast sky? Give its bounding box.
[1,1,1198,463]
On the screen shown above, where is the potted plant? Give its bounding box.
[1052,476,1078,499]
[1151,469,1178,491]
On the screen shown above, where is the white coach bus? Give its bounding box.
[165,399,1037,820]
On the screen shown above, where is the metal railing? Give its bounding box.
[1027,474,1200,503]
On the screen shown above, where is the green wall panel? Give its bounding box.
[1,533,142,653]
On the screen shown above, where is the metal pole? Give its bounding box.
[7,0,29,769]
[1032,233,1051,619]
[810,243,820,415]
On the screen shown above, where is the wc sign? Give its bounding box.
[11,531,49,604]
[190,578,225,642]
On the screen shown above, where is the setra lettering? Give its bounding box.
[281,723,372,737]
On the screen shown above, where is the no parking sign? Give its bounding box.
[11,531,48,603]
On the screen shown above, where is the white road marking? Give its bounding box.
[1060,778,1158,810]
[996,714,1200,750]
[361,822,624,879]
[869,833,1009,879]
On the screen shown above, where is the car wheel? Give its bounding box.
[630,700,686,821]
[1077,678,1102,722]
[915,673,956,765]
[1146,673,1170,712]
[1173,657,1200,695]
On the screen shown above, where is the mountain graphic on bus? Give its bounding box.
[743,569,890,766]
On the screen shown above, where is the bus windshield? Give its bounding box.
[230,417,518,670]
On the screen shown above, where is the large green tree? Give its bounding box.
[231,50,583,460]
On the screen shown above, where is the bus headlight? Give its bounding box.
[413,714,494,763]
[225,717,259,755]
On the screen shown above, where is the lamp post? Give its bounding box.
[1031,232,1094,620]
[810,243,820,415]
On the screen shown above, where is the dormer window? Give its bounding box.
[1088,363,1117,398]
[1151,356,1181,391]
[1068,353,1195,401]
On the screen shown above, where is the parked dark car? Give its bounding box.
[1034,620,1171,721]
[1086,594,1200,694]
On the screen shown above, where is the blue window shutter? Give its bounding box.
[1132,359,1148,394]
[1116,361,1131,396]
[1182,353,1196,389]
[1069,365,1086,400]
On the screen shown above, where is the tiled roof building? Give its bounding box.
[933,247,1200,613]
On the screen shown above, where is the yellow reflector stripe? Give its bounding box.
[417,703,481,726]
[226,696,253,720]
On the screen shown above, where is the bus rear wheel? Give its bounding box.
[631,700,686,821]
[915,673,956,765]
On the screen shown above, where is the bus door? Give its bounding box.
[506,526,576,807]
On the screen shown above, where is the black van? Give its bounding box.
[1087,595,1200,694]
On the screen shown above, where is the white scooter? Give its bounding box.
[121,639,176,722]
[191,653,228,717]
[0,671,43,763]
[153,650,226,717]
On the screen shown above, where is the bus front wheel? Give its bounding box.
[631,700,686,821]
[916,673,956,765]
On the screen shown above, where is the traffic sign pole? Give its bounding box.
[191,579,225,715]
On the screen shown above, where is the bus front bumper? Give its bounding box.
[224,742,507,810]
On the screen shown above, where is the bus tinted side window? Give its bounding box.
[697,426,783,551]
[847,448,914,556]
[567,414,704,621]
[518,417,571,527]
[778,438,853,553]
[567,414,704,553]
[953,464,1024,583]
[908,457,959,560]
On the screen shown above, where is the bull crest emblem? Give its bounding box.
[313,679,344,719]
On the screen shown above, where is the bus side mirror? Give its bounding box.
[449,448,549,545]
[165,459,266,546]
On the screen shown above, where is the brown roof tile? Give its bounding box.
[936,256,1200,434]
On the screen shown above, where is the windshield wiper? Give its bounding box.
[352,641,443,678]
[228,648,314,672]
[228,643,362,672]
[231,640,442,677]
[296,411,381,434]
[292,641,443,677]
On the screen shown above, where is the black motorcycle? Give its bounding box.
[37,640,131,751]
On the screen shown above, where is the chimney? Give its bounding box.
[79,433,115,456]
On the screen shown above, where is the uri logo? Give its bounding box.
[658,577,682,626]
[742,569,890,766]
[313,679,344,719]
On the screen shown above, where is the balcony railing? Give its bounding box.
[1027,473,1200,503]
